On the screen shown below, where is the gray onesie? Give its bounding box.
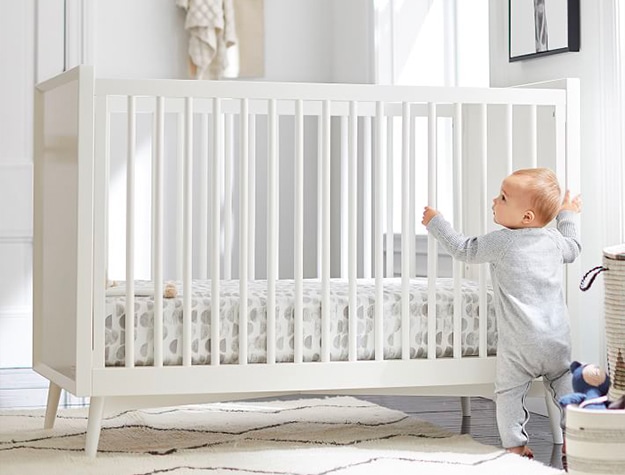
[427,211,581,448]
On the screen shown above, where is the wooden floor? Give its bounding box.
[0,368,563,470]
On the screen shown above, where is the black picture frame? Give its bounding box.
[509,0,580,62]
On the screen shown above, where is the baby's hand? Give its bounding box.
[561,190,582,213]
[422,206,440,226]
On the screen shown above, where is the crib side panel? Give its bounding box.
[87,78,576,396]
[33,66,94,395]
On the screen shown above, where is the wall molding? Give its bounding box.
[598,0,625,246]
[0,236,33,244]
[0,162,33,169]
[617,2,625,242]
[64,0,94,69]
[35,0,64,83]
[0,307,31,318]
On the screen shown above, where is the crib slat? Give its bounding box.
[529,104,538,167]
[153,96,165,367]
[267,99,278,365]
[409,110,416,277]
[211,97,222,366]
[427,102,438,360]
[554,104,566,185]
[224,113,234,280]
[505,104,513,175]
[401,102,411,360]
[340,116,348,279]
[479,103,488,359]
[248,115,256,279]
[363,117,372,279]
[294,99,304,364]
[239,99,249,365]
[348,101,358,362]
[374,101,385,361]
[317,114,323,279]
[125,95,136,368]
[198,113,209,279]
[452,103,463,359]
[183,97,194,367]
[176,113,184,281]
[385,116,394,278]
[321,100,331,362]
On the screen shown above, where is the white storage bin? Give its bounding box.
[565,405,625,475]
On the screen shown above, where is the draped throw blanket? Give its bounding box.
[176,0,237,79]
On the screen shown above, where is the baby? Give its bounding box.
[422,167,582,457]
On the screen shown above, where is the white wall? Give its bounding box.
[489,0,624,365]
[329,0,375,84]
[94,0,188,79]
[94,0,374,83]
[0,1,36,367]
[263,0,333,82]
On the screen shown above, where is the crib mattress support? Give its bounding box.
[89,357,498,396]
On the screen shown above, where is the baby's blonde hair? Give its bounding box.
[512,168,561,224]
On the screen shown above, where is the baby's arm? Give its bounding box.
[561,190,582,213]
[423,208,505,264]
[556,190,582,262]
[421,206,439,226]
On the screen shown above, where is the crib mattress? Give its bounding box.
[105,278,497,366]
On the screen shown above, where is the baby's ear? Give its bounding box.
[522,210,535,224]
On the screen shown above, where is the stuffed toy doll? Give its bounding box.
[559,361,613,469]
[559,361,611,409]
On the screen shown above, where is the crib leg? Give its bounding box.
[544,391,564,445]
[460,396,471,417]
[85,397,105,457]
[44,382,62,429]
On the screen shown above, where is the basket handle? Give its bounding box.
[579,265,609,291]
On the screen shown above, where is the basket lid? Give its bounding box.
[603,244,625,260]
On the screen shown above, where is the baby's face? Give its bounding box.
[491,175,534,229]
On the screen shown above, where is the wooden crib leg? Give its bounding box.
[85,397,106,457]
[544,391,564,444]
[44,382,62,429]
[460,396,471,417]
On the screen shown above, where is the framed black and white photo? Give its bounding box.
[509,0,580,62]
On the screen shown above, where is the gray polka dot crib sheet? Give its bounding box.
[105,278,497,366]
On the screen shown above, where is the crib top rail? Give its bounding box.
[93,78,567,106]
[36,65,569,108]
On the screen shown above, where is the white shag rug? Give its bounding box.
[0,396,564,475]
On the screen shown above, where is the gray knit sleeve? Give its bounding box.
[426,214,508,264]
[555,210,582,263]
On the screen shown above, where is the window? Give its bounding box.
[375,0,489,232]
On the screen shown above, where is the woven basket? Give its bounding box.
[603,248,625,401]
[566,405,625,475]
[581,244,625,401]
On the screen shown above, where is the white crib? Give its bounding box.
[33,66,580,456]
